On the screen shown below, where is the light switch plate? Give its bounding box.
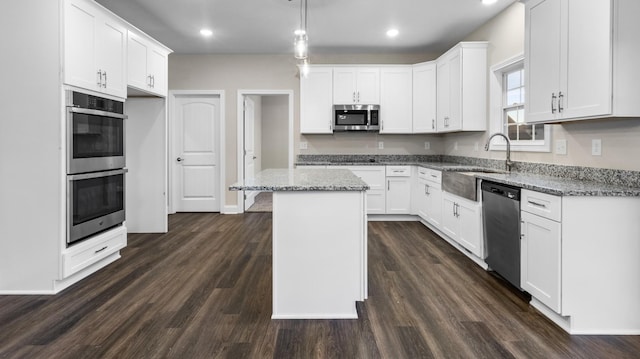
[555,139,567,155]
[454,142,458,151]
[592,139,602,156]
[424,141,430,150]
[378,141,384,150]
[299,141,308,150]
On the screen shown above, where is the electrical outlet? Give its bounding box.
[299,141,308,150]
[454,142,458,151]
[592,139,602,156]
[474,142,479,151]
[378,141,384,150]
[424,141,430,150]
[555,139,567,155]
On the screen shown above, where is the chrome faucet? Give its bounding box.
[485,133,513,172]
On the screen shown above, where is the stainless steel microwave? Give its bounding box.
[333,104,379,131]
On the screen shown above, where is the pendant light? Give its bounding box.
[294,0,308,60]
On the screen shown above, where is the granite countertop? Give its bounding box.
[296,156,640,197]
[229,168,369,192]
[469,171,640,197]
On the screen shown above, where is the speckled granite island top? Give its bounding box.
[229,168,369,192]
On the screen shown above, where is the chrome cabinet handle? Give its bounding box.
[97,70,102,86]
[551,93,557,113]
[558,91,564,113]
[151,75,155,88]
[357,91,360,103]
[425,184,430,195]
[432,119,435,130]
[527,200,547,208]
[102,71,107,88]
[94,246,108,254]
[147,75,152,87]
[353,92,356,103]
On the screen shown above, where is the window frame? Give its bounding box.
[489,54,551,153]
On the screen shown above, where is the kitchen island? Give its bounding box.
[230,168,369,319]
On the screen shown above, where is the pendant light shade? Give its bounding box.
[294,0,309,60]
[294,30,308,59]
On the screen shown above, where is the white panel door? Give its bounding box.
[380,67,413,134]
[173,96,220,212]
[412,62,437,133]
[64,0,98,92]
[97,15,127,98]
[243,96,258,210]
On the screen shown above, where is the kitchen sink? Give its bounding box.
[442,170,501,201]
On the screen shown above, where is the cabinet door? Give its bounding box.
[562,0,612,119]
[333,68,357,104]
[436,60,450,131]
[356,68,380,104]
[386,177,411,214]
[148,46,168,96]
[380,67,413,134]
[525,0,562,123]
[301,67,333,133]
[415,179,429,220]
[127,32,149,91]
[346,166,386,214]
[456,199,482,257]
[97,15,127,98]
[447,52,462,131]
[425,186,442,229]
[412,62,437,133]
[440,194,458,239]
[64,0,99,92]
[521,211,562,313]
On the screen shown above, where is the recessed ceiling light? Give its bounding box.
[482,0,498,5]
[386,29,399,38]
[200,29,213,37]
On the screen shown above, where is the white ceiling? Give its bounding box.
[95,0,517,55]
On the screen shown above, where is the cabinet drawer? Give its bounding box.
[62,226,127,278]
[343,166,386,190]
[521,189,561,222]
[417,167,442,185]
[386,165,411,177]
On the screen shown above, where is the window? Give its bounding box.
[490,55,550,152]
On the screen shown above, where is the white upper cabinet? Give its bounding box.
[380,66,413,134]
[300,66,334,134]
[525,0,640,123]
[333,67,380,104]
[64,0,127,98]
[412,62,437,133]
[128,30,170,97]
[436,42,487,133]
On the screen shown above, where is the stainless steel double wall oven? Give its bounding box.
[66,90,126,245]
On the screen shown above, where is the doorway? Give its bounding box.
[237,90,294,212]
[169,91,226,213]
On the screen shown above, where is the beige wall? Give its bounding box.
[262,95,289,169]
[447,2,640,171]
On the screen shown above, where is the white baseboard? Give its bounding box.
[368,214,420,222]
[222,205,241,214]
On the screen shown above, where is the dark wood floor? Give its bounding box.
[1,213,639,358]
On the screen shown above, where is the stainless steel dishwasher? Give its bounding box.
[481,181,521,289]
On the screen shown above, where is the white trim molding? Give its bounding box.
[236,89,295,213]
[489,53,551,153]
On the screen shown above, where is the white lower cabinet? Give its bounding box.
[520,210,561,313]
[62,226,127,278]
[441,192,482,257]
[414,167,442,228]
[328,166,386,214]
[385,166,412,214]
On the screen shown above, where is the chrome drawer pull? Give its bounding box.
[527,200,547,208]
[94,246,108,254]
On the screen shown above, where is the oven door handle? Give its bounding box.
[67,168,128,180]
[68,106,127,119]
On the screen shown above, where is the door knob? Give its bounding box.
[253,156,257,160]
[176,157,183,162]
